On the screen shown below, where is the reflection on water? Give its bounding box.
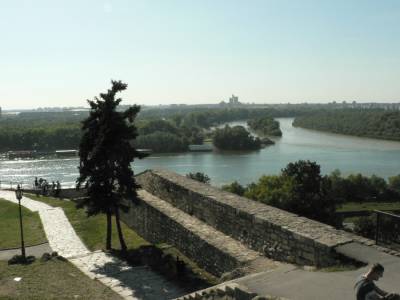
[1,118,400,188]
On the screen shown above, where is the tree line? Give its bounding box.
[0,107,292,152]
[293,109,400,141]
[221,161,400,226]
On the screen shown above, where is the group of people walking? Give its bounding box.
[34,177,61,197]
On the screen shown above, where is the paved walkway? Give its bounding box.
[232,243,400,299]
[0,190,187,300]
[0,243,52,260]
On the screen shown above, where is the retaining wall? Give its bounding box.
[136,169,353,267]
[120,190,263,276]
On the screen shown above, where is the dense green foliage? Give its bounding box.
[0,106,304,152]
[77,80,145,251]
[0,112,82,151]
[244,161,338,225]
[134,119,198,152]
[213,125,261,151]
[186,172,211,184]
[141,106,309,128]
[222,162,400,226]
[221,181,246,196]
[353,216,376,239]
[293,109,400,140]
[247,116,282,136]
[328,170,400,203]
[136,131,188,152]
[4,105,399,152]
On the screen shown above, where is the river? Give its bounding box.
[1,118,400,188]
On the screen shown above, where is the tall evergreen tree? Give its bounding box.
[76,80,145,251]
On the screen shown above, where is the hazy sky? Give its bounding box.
[1,0,400,109]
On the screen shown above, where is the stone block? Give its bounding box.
[234,287,258,300]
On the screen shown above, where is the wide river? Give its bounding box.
[1,118,400,188]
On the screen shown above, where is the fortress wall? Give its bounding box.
[136,169,354,267]
[120,190,249,277]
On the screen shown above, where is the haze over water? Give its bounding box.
[1,118,400,188]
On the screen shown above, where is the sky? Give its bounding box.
[1,0,400,109]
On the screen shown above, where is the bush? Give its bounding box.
[353,216,376,239]
[221,181,246,196]
[186,172,210,184]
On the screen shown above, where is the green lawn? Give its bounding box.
[0,259,122,299]
[24,194,217,287]
[337,201,400,213]
[0,199,47,249]
[24,194,149,251]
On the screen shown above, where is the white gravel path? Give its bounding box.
[0,190,186,300]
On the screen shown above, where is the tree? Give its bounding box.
[243,160,339,225]
[389,174,400,193]
[281,160,337,225]
[186,172,210,184]
[244,175,295,209]
[221,181,246,196]
[76,80,145,251]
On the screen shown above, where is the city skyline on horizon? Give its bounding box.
[3,97,400,111]
[1,1,400,109]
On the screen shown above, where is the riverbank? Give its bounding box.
[2,118,400,188]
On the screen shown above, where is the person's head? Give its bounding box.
[367,263,384,281]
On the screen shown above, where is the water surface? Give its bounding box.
[1,118,400,188]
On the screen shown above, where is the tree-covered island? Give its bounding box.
[247,116,282,137]
[212,125,262,151]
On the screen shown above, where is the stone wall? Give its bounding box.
[136,169,353,267]
[23,188,86,199]
[120,190,263,277]
[174,282,288,300]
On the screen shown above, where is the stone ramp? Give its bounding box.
[129,190,283,277]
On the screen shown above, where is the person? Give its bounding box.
[41,179,47,196]
[34,177,39,196]
[355,263,399,300]
[55,180,61,197]
[51,181,56,195]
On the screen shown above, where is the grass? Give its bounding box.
[24,194,149,251]
[0,259,122,299]
[0,199,47,249]
[337,201,400,213]
[25,194,217,287]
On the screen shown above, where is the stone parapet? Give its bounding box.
[136,169,353,266]
[120,189,279,277]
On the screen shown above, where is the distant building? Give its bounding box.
[229,94,239,105]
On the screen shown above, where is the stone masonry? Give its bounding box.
[120,189,281,277]
[134,169,353,267]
